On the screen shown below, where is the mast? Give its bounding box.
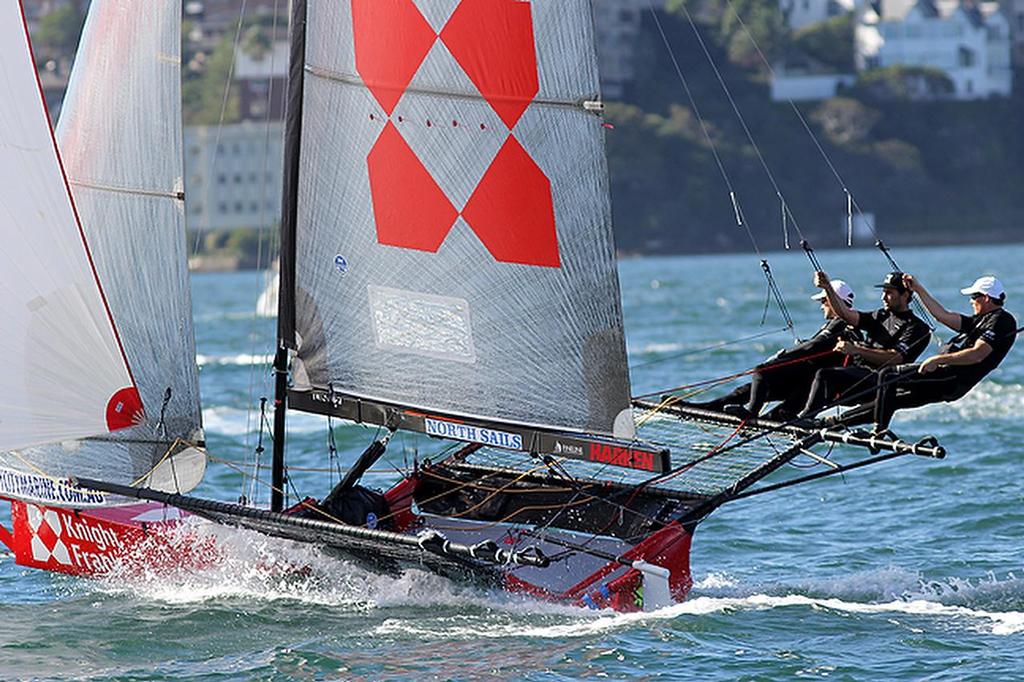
[272,0,307,512]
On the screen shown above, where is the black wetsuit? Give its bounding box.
[694,319,862,419]
[857,307,1018,428]
[799,308,931,417]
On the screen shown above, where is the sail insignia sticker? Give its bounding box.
[424,417,523,450]
[334,254,348,275]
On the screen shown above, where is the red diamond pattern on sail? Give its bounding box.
[368,122,459,252]
[352,0,437,115]
[462,136,559,268]
[356,0,559,267]
[439,0,539,130]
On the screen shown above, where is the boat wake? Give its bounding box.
[82,524,1024,638]
[87,521,531,613]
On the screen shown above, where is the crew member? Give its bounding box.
[684,280,862,422]
[796,271,931,422]
[851,275,1017,431]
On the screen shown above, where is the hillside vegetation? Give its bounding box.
[605,6,1024,254]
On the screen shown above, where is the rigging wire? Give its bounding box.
[630,325,790,371]
[659,1,811,246]
[190,0,250,257]
[713,0,938,328]
[243,0,286,473]
[647,5,797,338]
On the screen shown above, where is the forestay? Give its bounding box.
[0,3,137,456]
[287,0,634,439]
[0,0,205,506]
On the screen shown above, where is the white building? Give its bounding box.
[771,69,857,100]
[184,121,284,232]
[781,0,857,29]
[592,0,667,99]
[856,0,1012,99]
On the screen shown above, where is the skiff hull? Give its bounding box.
[1,495,693,611]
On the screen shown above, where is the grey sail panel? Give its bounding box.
[291,0,633,439]
[0,0,205,506]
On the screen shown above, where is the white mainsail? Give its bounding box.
[0,2,137,456]
[289,0,634,439]
[0,0,205,505]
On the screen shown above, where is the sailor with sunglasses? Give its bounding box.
[846,274,1017,432]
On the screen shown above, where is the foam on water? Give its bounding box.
[196,353,274,368]
[85,521,1024,641]
[894,382,1024,422]
[86,520,582,620]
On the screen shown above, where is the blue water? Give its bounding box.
[3,244,1023,680]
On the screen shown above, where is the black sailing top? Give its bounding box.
[759,319,863,370]
[940,308,1017,387]
[854,308,931,365]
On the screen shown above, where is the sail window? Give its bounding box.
[368,286,476,363]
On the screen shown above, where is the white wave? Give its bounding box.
[196,353,273,368]
[894,382,1024,423]
[629,342,685,356]
[693,571,739,589]
[86,526,1024,639]
[91,521,575,617]
[201,406,327,437]
[92,521,463,609]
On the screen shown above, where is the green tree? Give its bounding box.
[183,36,240,125]
[793,14,854,71]
[36,5,85,57]
[853,66,955,101]
[810,97,880,146]
[241,25,273,60]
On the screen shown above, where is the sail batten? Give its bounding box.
[68,180,185,201]
[305,65,593,110]
[289,0,633,440]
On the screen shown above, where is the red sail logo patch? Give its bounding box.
[353,0,560,268]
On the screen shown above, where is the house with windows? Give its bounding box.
[855,0,1012,98]
[184,122,284,232]
[592,0,667,98]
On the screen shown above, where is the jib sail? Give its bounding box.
[0,0,206,506]
[0,2,138,455]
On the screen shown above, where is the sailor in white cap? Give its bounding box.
[796,270,931,424]
[841,274,1017,431]
[683,279,864,422]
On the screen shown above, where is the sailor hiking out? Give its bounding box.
[685,279,863,422]
[795,271,931,424]
[835,275,1016,431]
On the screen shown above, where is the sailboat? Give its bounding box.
[0,0,947,611]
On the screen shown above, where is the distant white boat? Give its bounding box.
[255,271,279,317]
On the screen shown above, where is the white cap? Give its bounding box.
[812,279,855,307]
[960,275,1005,300]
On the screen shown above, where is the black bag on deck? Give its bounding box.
[320,484,392,530]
